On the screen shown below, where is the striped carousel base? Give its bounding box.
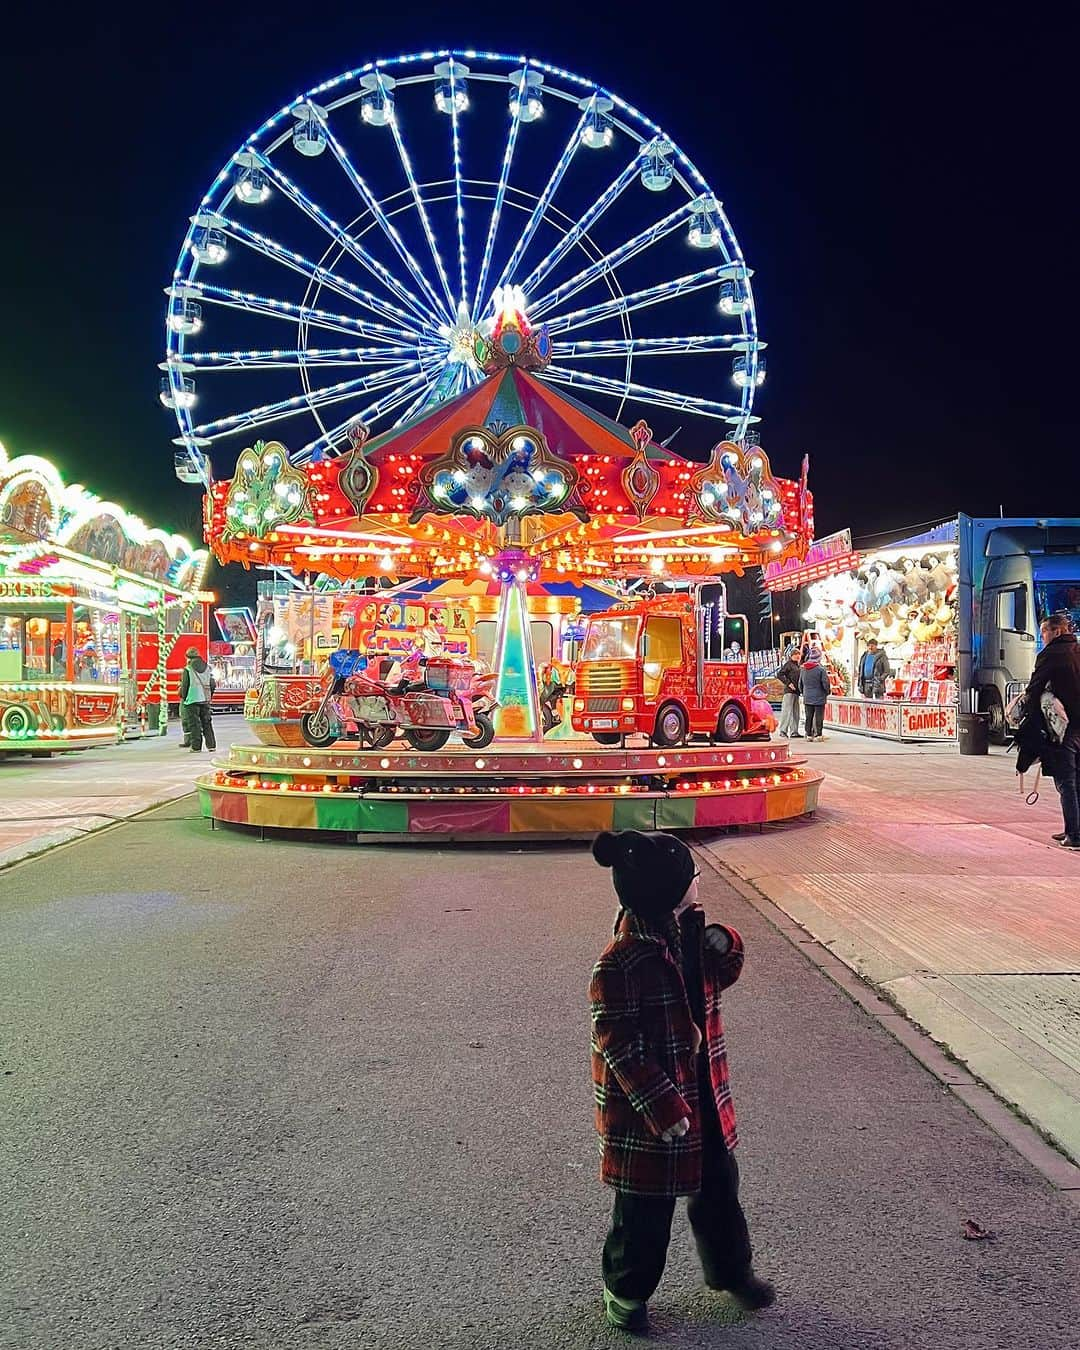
[198,740,823,842]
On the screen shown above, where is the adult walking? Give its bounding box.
[857,639,891,699]
[799,645,831,742]
[1026,613,1080,850]
[776,649,802,738]
[179,647,217,753]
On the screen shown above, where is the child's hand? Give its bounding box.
[661,1117,690,1142]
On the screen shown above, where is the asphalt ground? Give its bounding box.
[2,801,1079,1350]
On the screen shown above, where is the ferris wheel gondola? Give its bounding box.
[163,50,766,485]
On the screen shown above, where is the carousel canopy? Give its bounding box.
[206,364,812,585]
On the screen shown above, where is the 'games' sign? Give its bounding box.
[823,698,957,741]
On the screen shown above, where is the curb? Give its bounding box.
[696,846,1080,1208]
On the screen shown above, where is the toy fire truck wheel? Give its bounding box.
[592,732,621,746]
[461,712,495,750]
[653,702,689,748]
[405,727,452,752]
[715,702,746,743]
[300,711,340,748]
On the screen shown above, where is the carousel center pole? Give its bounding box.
[490,531,543,743]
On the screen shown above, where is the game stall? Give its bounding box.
[797,528,959,742]
[0,440,210,751]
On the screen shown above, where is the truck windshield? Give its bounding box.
[1035,581,1080,632]
[582,616,640,661]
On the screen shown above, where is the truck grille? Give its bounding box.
[587,697,619,713]
[578,663,629,694]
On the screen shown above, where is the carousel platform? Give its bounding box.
[197,739,823,842]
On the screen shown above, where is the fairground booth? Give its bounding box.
[159,48,827,839]
[0,441,211,751]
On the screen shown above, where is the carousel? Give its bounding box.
[161,49,824,840]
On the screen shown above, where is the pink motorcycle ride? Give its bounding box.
[300,649,497,751]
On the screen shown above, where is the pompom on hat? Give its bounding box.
[592,829,697,920]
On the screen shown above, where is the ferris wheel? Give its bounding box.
[162,49,765,485]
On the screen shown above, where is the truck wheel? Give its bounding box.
[405,727,452,752]
[979,687,1007,744]
[461,712,495,750]
[714,702,746,743]
[300,711,339,748]
[653,703,689,748]
[592,732,621,746]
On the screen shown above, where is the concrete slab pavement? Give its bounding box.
[0,716,245,870]
[3,808,1080,1348]
[697,732,1080,1167]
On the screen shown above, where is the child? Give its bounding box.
[589,828,773,1332]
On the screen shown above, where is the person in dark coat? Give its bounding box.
[776,649,802,738]
[589,829,774,1332]
[179,647,217,753]
[857,639,891,699]
[799,645,831,741]
[1025,614,1080,848]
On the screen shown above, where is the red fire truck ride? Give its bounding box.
[571,592,775,746]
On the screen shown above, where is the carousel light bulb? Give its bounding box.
[470,496,486,511]
[510,495,527,511]
[452,469,467,484]
[479,559,492,575]
[379,554,393,571]
[516,568,529,582]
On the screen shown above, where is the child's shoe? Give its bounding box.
[603,1286,648,1332]
[723,1270,776,1310]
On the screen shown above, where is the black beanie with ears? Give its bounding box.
[592,829,696,920]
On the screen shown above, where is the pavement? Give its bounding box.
[697,732,1080,1167]
[3,802,1080,1348]
[0,718,245,870]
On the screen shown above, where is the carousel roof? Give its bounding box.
[206,366,813,584]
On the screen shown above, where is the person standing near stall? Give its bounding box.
[776,648,802,738]
[858,639,890,699]
[1025,613,1080,849]
[179,646,217,753]
[800,644,831,741]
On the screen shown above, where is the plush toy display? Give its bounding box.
[919,553,953,597]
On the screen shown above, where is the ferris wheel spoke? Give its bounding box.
[515,152,645,299]
[394,378,443,426]
[471,68,526,321]
[447,58,469,308]
[296,370,434,461]
[543,364,743,418]
[528,202,693,319]
[491,98,594,303]
[544,263,741,334]
[249,151,441,327]
[185,281,420,343]
[320,124,452,323]
[184,346,418,371]
[552,334,748,359]
[199,217,428,334]
[387,115,457,315]
[190,363,420,440]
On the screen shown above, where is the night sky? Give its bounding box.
[1,2,1072,608]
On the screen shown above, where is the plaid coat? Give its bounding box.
[589,905,744,1197]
